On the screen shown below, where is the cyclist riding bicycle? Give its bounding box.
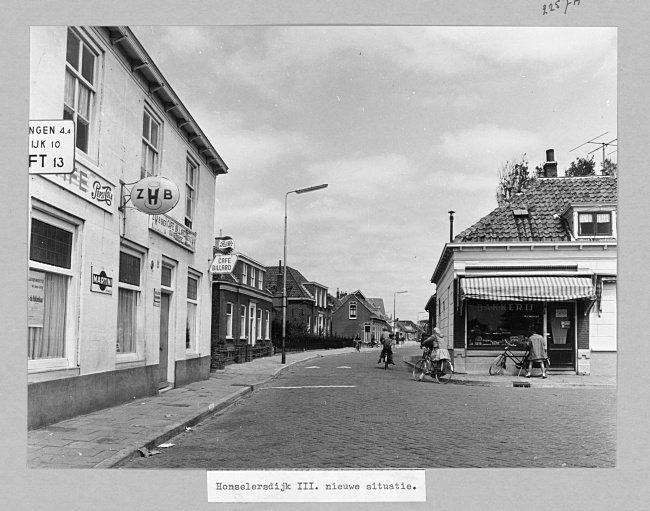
[421,327,450,363]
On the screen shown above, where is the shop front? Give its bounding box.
[458,276,595,373]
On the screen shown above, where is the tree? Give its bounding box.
[601,158,617,177]
[565,155,596,177]
[496,154,536,207]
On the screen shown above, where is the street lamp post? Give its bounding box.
[282,183,328,364]
[393,290,408,343]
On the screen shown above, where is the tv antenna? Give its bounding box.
[570,132,617,169]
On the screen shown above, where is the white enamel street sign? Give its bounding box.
[29,120,75,174]
[131,176,180,215]
[210,253,238,274]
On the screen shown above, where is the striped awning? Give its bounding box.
[460,276,596,302]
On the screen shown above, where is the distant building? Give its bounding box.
[431,150,616,375]
[331,290,391,342]
[264,264,332,338]
[211,252,274,345]
[28,26,227,429]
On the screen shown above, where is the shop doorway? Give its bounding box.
[159,292,170,388]
[546,303,575,368]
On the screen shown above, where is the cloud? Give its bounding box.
[435,124,544,169]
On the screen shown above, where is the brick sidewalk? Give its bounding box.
[27,343,615,469]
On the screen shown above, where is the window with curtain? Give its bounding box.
[256,309,262,340]
[186,276,199,350]
[28,271,68,360]
[578,211,612,236]
[117,251,140,354]
[64,28,97,154]
[29,218,73,361]
[265,310,270,339]
[240,305,247,339]
[226,303,233,338]
[349,302,357,319]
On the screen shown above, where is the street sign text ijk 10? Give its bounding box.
[29,120,75,175]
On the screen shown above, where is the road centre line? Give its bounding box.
[263,385,357,390]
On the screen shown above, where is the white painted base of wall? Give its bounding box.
[589,351,616,377]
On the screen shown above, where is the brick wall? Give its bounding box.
[577,300,590,350]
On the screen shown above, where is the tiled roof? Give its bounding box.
[264,265,314,299]
[333,291,390,322]
[454,176,617,243]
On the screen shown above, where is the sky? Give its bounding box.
[131,26,617,323]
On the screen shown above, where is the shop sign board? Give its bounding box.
[149,214,196,252]
[131,176,180,215]
[153,288,161,307]
[556,309,567,318]
[90,266,113,295]
[29,120,75,175]
[210,253,238,274]
[28,270,45,328]
[41,164,116,213]
[215,236,235,254]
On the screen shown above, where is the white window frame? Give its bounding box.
[242,264,248,286]
[186,271,200,353]
[265,310,270,340]
[256,309,263,340]
[64,27,101,160]
[185,156,198,229]
[226,302,234,339]
[257,270,263,290]
[141,106,162,178]
[250,267,256,287]
[116,244,145,363]
[349,302,357,320]
[240,304,247,339]
[307,315,312,333]
[576,210,615,238]
[28,206,81,372]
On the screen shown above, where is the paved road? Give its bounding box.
[124,347,616,469]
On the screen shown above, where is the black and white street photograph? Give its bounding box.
[4,1,650,510]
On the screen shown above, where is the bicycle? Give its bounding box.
[488,339,530,376]
[412,346,453,384]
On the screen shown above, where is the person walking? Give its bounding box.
[525,326,548,378]
[354,333,361,352]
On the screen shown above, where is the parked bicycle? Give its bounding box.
[488,339,530,376]
[412,346,453,384]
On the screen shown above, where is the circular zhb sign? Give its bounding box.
[130,176,180,215]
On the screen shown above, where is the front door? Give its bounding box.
[159,293,170,388]
[546,302,575,368]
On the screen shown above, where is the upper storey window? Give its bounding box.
[64,28,98,155]
[141,109,161,178]
[578,212,612,236]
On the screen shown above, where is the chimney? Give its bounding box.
[448,211,455,242]
[543,149,558,178]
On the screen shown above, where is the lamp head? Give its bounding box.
[294,183,328,194]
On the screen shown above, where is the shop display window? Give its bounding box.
[466,300,543,349]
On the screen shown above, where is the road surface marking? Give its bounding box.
[305,366,320,369]
[264,385,357,390]
[336,366,351,369]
